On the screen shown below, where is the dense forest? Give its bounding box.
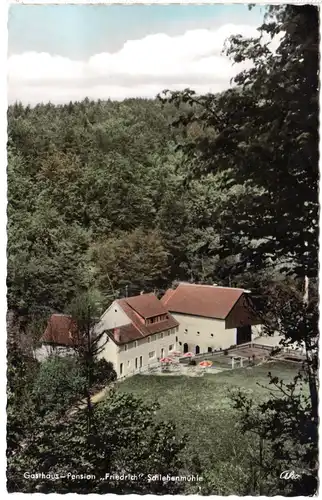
[8,95,282,320]
[7,4,319,495]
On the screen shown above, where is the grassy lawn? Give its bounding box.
[116,361,302,471]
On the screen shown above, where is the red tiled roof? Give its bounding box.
[161,284,245,320]
[123,293,168,319]
[108,294,179,345]
[109,323,140,344]
[40,314,83,347]
[162,288,176,304]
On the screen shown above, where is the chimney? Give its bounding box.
[114,327,121,343]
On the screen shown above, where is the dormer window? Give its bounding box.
[146,314,168,325]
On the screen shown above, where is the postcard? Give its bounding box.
[6,2,319,496]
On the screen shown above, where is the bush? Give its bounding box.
[32,355,86,414]
[91,359,117,386]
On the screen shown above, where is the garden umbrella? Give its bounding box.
[199,360,213,367]
[160,357,173,363]
[183,352,194,357]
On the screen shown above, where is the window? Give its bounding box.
[134,341,138,348]
[211,334,214,337]
[169,344,174,352]
[127,360,131,367]
[208,347,212,353]
[149,316,162,324]
[149,351,155,359]
[175,336,178,342]
[139,356,143,368]
[160,332,164,339]
[135,358,138,369]
[120,363,123,376]
[125,344,128,351]
[148,336,151,343]
[197,331,200,336]
[184,329,188,334]
[115,309,118,312]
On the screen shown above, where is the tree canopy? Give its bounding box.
[160,5,319,281]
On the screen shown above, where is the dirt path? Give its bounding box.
[67,386,111,416]
[91,387,109,403]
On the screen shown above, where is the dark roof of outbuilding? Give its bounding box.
[40,314,83,347]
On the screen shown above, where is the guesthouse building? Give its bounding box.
[161,283,262,355]
[96,293,179,378]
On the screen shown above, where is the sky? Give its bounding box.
[8,4,265,105]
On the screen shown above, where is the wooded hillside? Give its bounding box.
[8,96,282,324]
